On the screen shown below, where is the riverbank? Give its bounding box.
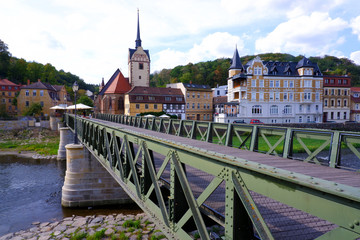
[0,213,167,240]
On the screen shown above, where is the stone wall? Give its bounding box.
[0,120,50,130]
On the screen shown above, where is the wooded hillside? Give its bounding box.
[150,53,360,88]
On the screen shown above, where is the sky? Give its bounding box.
[1,0,360,85]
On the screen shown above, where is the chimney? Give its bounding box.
[27,79,30,85]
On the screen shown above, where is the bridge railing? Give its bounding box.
[65,114,360,239]
[93,113,360,172]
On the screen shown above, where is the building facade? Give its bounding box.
[0,79,21,116]
[226,47,323,124]
[124,86,185,118]
[167,83,213,121]
[18,80,68,117]
[350,87,360,122]
[322,75,351,122]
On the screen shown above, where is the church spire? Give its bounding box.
[135,9,142,48]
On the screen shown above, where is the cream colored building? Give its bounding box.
[225,48,323,123]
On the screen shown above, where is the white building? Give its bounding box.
[224,47,323,124]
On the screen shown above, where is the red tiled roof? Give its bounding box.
[127,86,183,96]
[351,87,360,92]
[0,79,20,86]
[104,70,131,94]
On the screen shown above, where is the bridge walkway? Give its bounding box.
[88,117,360,239]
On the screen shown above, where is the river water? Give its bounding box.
[0,154,141,237]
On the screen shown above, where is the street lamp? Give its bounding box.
[73,81,79,144]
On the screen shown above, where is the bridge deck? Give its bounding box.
[91,118,360,239]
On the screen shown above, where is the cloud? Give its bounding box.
[152,32,243,71]
[350,51,360,65]
[255,12,348,55]
[350,16,360,40]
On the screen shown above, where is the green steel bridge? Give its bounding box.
[65,113,360,240]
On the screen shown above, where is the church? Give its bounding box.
[94,10,150,114]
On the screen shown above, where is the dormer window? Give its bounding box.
[254,67,262,75]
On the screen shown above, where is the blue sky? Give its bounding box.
[1,0,360,85]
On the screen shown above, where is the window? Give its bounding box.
[136,96,143,100]
[26,90,29,96]
[259,80,264,87]
[307,116,311,122]
[344,90,348,95]
[192,103,195,109]
[8,99,11,103]
[331,112,334,119]
[26,101,29,107]
[304,80,312,87]
[139,63,144,69]
[325,79,329,84]
[269,92,274,100]
[356,104,359,110]
[331,89,334,95]
[284,80,288,88]
[270,105,278,115]
[299,116,302,123]
[344,112,347,119]
[331,100,334,107]
[338,89,341,95]
[289,80,294,88]
[40,90,44,96]
[325,89,328,95]
[252,79,256,87]
[259,92,264,100]
[197,103,200,109]
[284,105,292,114]
[269,80,274,88]
[192,92,195,98]
[307,105,311,112]
[275,80,280,87]
[344,79,348,84]
[337,99,341,107]
[187,103,189,109]
[304,92,311,100]
[330,79,334,84]
[275,92,280,100]
[145,104,149,109]
[208,93,211,99]
[316,105,319,111]
[337,112,340,119]
[176,97,182,101]
[204,103,206,109]
[283,92,288,101]
[154,104,158,109]
[165,96,171,101]
[149,96,155,100]
[254,67,262,75]
[251,92,256,100]
[338,79,342,84]
[252,105,262,114]
[187,92,190,98]
[163,104,167,109]
[316,81,320,88]
[344,99,347,107]
[1,86,4,90]
[315,92,320,101]
[33,90,36,96]
[8,92,11,96]
[207,104,210,109]
[40,101,44,107]
[217,90,220,96]
[136,104,140,109]
[289,93,294,100]
[299,104,303,112]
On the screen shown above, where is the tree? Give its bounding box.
[77,95,93,107]
[24,103,43,116]
[0,39,11,78]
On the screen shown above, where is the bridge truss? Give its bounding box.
[66,114,360,239]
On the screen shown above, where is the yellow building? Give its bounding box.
[166,83,213,121]
[124,86,185,117]
[0,79,21,116]
[18,80,69,117]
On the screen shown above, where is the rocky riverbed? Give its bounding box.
[0,213,167,240]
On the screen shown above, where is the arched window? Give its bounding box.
[252,105,262,114]
[284,105,292,114]
[270,105,278,115]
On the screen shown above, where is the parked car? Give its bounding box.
[233,120,245,124]
[250,119,263,124]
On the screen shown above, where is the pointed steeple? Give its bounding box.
[229,46,243,70]
[135,9,142,48]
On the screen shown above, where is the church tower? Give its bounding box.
[228,46,244,78]
[128,9,150,87]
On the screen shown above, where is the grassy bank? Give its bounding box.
[0,128,60,155]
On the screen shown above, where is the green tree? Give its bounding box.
[0,104,9,118]
[24,102,43,116]
[0,39,11,78]
[8,58,27,83]
[77,95,93,107]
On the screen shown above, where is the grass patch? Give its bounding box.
[69,231,87,240]
[86,229,106,240]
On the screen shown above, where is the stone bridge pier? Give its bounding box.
[59,128,132,207]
